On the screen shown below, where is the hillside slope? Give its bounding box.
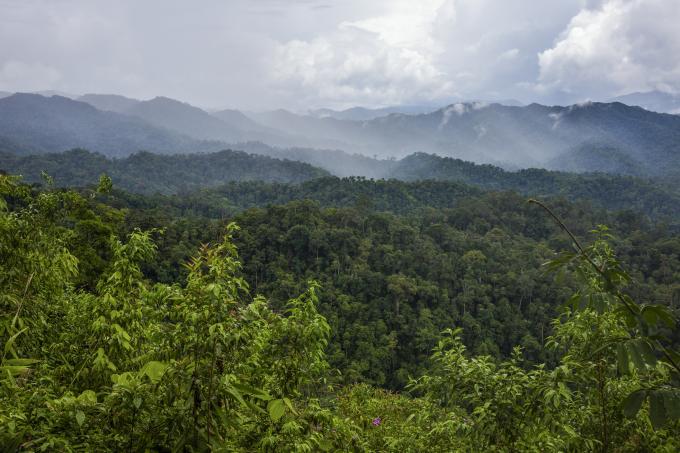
[252,102,680,175]
[0,94,222,157]
[0,148,329,194]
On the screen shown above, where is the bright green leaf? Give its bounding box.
[75,410,85,427]
[268,399,286,422]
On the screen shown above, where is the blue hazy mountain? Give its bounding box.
[0,93,221,157]
[2,92,679,178]
[612,90,680,114]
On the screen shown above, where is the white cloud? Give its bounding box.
[271,0,589,108]
[272,0,455,108]
[438,101,488,129]
[538,0,680,98]
[430,0,586,102]
[1,0,678,109]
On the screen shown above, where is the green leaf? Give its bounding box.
[637,341,657,367]
[231,382,272,401]
[649,391,666,429]
[317,440,333,451]
[2,358,39,366]
[78,390,97,405]
[641,305,676,329]
[226,386,247,407]
[0,365,30,376]
[616,344,630,375]
[75,410,85,427]
[140,361,168,383]
[3,327,28,357]
[622,390,646,418]
[267,399,286,422]
[663,391,680,421]
[628,342,646,371]
[282,397,298,415]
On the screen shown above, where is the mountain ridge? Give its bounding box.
[1,92,678,178]
[612,90,680,114]
[0,93,225,157]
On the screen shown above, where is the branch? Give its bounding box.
[528,198,680,376]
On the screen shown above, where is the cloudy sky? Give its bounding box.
[1,0,679,110]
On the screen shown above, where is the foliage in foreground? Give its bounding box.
[1,176,679,451]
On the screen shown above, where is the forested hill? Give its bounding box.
[389,152,680,202]
[3,149,679,219]
[2,171,680,449]
[252,101,680,176]
[19,173,672,392]
[0,148,329,194]
[113,175,680,222]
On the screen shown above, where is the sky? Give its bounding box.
[1,0,679,111]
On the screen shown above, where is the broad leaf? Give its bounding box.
[140,361,168,383]
[649,391,666,430]
[622,390,646,418]
[267,399,286,422]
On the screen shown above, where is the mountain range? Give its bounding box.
[0,93,222,157]
[308,105,440,121]
[0,92,678,178]
[611,90,680,114]
[307,99,524,121]
[4,148,677,221]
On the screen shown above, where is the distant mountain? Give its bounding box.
[212,109,266,131]
[78,93,141,113]
[210,109,303,146]
[0,148,329,194]
[385,152,680,219]
[248,109,367,151]
[309,105,439,121]
[124,96,247,142]
[232,141,394,178]
[32,90,79,99]
[308,100,523,121]
[3,92,679,177]
[612,91,680,114]
[0,93,361,159]
[113,97,306,148]
[0,93,219,157]
[0,91,11,99]
[253,101,680,176]
[546,144,646,176]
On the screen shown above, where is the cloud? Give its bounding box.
[430,0,586,102]
[438,101,488,129]
[537,0,680,99]
[0,0,678,109]
[271,0,590,108]
[272,1,455,108]
[0,60,62,91]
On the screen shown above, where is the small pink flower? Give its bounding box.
[372,417,381,426]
